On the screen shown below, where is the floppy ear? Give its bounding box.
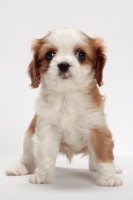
[28,55,41,88]
[28,39,43,88]
[92,38,106,86]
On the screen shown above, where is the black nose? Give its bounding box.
[58,62,70,73]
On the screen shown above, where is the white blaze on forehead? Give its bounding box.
[44,28,87,53]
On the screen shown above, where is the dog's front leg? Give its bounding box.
[29,125,60,184]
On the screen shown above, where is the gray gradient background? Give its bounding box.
[0,0,133,199]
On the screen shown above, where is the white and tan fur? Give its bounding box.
[6,28,122,186]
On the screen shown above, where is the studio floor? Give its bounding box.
[0,156,133,200]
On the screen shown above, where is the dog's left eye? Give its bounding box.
[46,51,55,61]
[76,51,86,61]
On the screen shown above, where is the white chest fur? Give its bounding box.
[35,88,106,153]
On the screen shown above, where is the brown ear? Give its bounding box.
[28,39,43,88]
[28,55,41,88]
[92,38,106,86]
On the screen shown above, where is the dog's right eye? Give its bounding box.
[46,51,55,61]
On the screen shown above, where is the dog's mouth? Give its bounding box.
[58,71,72,79]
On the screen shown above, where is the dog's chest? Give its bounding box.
[36,91,93,145]
[45,91,90,125]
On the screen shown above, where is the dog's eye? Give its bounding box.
[76,51,86,61]
[46,51,55,61]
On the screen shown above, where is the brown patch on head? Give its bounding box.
[31,38,44,53]
[74,44,94,66]
[90,127,114,163]
[28,35,57,88]
[26,114,37,136]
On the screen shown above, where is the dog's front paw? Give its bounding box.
[29,173,56,184]
[97,175,122,187]
[6,163,29,176]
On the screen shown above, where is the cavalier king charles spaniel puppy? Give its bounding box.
[6,28,122,186]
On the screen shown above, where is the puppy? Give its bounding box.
[6,28,122,186]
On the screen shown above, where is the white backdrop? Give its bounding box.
[0,0,133,157]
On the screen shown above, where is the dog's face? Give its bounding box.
[28,28,106,89]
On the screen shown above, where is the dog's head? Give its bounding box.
[28,28,106,89]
